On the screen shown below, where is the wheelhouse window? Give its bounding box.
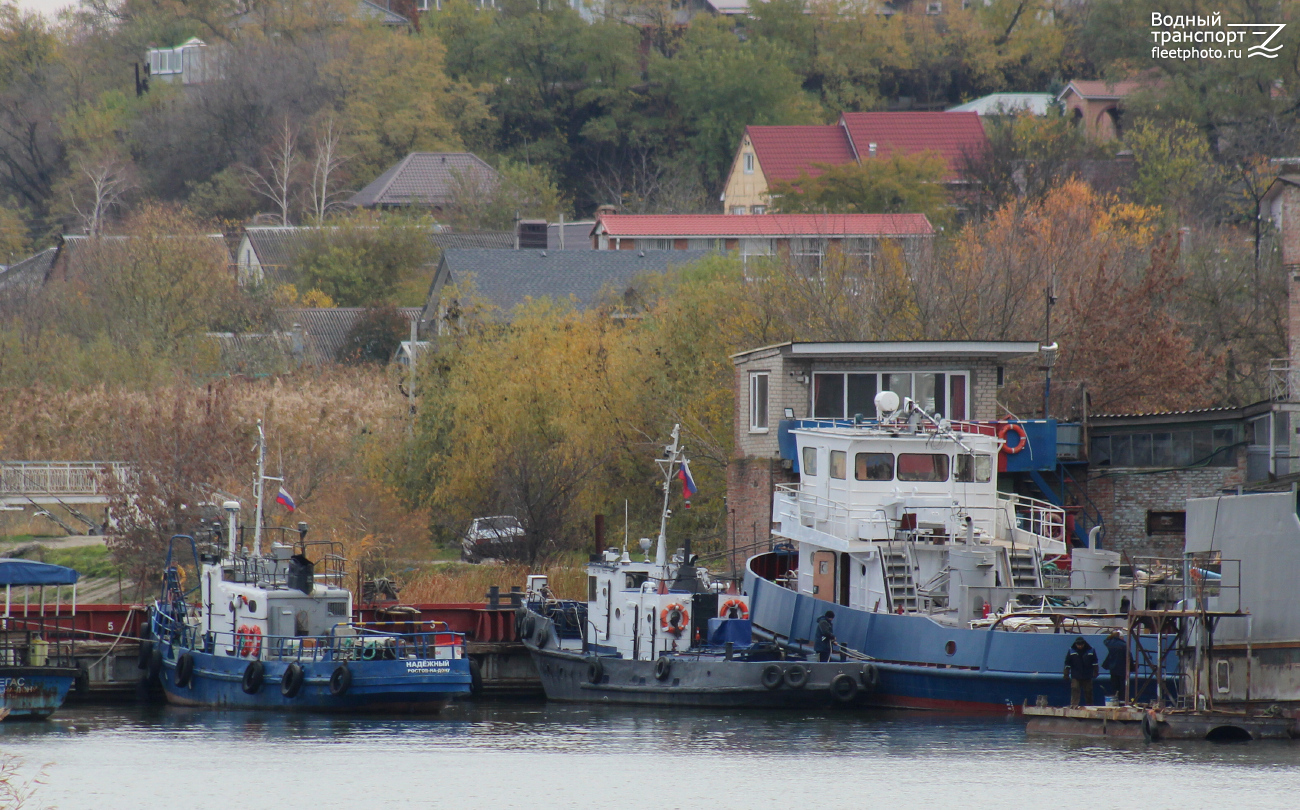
[897,453,949,482]
[954,454,992,483]
[855,452,893,481]
[749,372,769,432]
[829,450,846,479]
[801,446,818,476]
[812,371,968,420]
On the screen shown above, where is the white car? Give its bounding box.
[460,516,525,562]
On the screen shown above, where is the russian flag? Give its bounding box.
[677,460,698,500]
[275,486,296,513]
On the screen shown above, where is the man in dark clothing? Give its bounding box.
[1101,631,1128,701]
[814,611,836,663]
[1063,636,1099,707]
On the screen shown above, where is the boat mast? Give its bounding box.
[254,420,266,553]
[654,425,681,576]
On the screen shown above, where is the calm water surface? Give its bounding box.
[3,701,1299,809]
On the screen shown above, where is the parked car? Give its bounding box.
[461,516,526,562]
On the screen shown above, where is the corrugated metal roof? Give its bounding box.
[1090,406,1244,420]
[0,247,56,292]
[275,307,421,364]
[348,152,498,208]
[838,111,989,181]
[947,93,1054,116]
[745,125,857,183]
[593,213,934,238]
[431,249,711,317]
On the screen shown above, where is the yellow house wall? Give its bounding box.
[721,134,771,213]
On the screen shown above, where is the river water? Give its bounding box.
[3,701,1299,809]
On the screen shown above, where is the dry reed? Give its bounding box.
[398,560,587,603]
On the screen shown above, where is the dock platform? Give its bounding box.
[1024,704,1298,741]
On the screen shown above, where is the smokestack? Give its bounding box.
[594,514,605,556]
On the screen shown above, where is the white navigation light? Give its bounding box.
[874,390,900,415]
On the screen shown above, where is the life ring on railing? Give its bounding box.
[718,599,749,620]
[660,603,689,635]
[998,421,1029,454]
[236,624,262,658]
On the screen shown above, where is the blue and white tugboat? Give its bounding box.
[520,426,882,708]
[745,391,1130,712]
[148,424,472,712]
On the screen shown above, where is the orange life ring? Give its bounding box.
[237,624,262,658]
[660,603,689,635]
[718,599,749,620]
[998,421,1029,454]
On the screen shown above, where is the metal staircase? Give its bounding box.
[1008,549,1042,588]
[882,549,918,612]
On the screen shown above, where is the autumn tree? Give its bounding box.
[293,211,437,306]
[770,152,949,224]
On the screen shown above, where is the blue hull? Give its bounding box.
[746,568,1165,713]
[0,667,76,719]
[158,646,472,713]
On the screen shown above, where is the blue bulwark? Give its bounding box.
[777,418,1062,473]
[1000,419,1057,472]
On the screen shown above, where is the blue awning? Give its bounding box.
[0,560,79,586]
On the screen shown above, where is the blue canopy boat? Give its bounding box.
[0,559,82,719]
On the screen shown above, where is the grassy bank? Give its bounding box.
[399,560,586,603]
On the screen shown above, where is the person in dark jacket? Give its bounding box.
[814,611,836,663]
[1101,631,1127,701]
[1063,636,1099,707]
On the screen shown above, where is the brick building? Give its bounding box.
[726,341,1039,563]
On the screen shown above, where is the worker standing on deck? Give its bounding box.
[815,611,836,663]
[1063,636,1099,707]
[1102,631,1127,701]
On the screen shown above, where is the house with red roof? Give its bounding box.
[720,112,988,214]
[590,213,934,265]
[1057,80,1145,142]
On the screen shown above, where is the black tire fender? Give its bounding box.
[330,664,352,696]
[148,647,163,682]
[586,656,604,684]
[137,639,154,671]
[830,672,858,703]
[242,660,265,695]
[468,658,483,697]
[654,656,672,681]
[860,663,880,690]
[784,663,809,689]
[534,623,549,649]
[521,615,536,640]
[175,653,195,689]
[761,664,784,690]
[280,662,304,698]
[74,663,91,697]
[1141,711,1159,743]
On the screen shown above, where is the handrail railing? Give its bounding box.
[152,608,465,664]
[0,461,132,496]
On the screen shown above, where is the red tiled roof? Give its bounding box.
[745,125,857,183]
[838,111,989,180]
[1059,80,1144,100]
[594,214,934,238]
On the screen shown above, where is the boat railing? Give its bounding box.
[0,629,77,668]
[774,484,890,540]
[789,418,1002,439]
[988,492,1065,550]
[152,609,465,664]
